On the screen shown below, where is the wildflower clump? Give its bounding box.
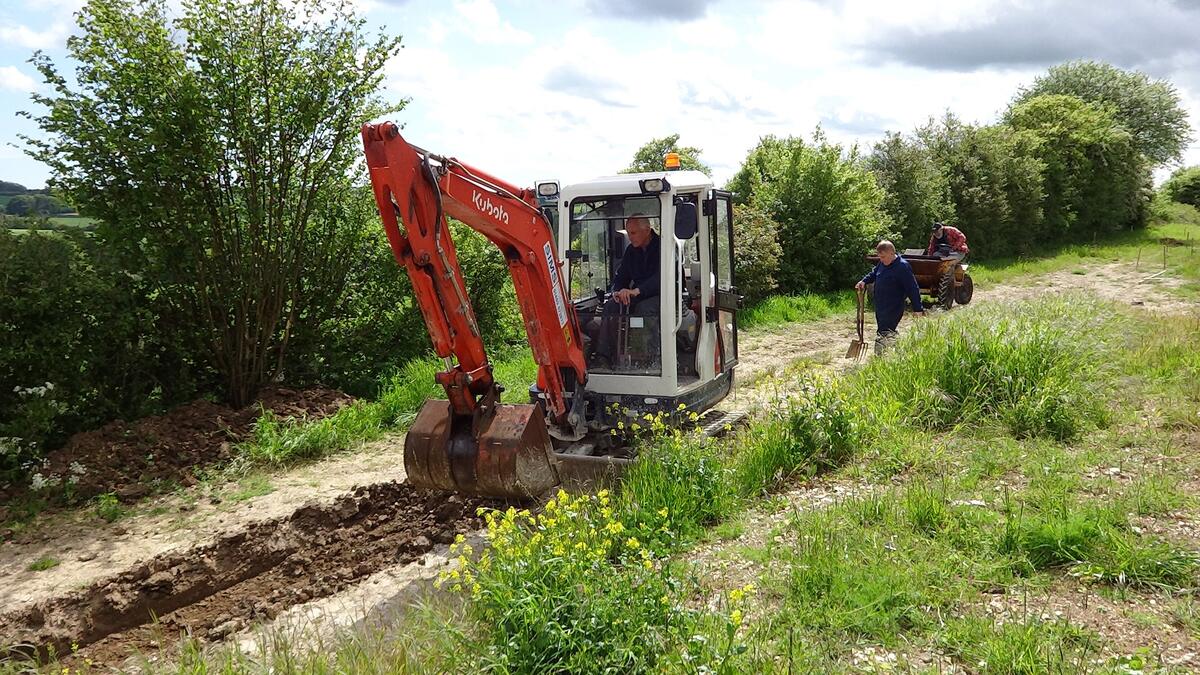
[441,489,694,673]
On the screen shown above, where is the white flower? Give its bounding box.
[69,461,86,476]
[30,472,47,491]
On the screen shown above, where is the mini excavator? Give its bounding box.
[361,122,743,498]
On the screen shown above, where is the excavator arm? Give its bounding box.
[361,122,587,497]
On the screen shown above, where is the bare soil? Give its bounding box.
[0,482,491,667]
[0,387,353,516]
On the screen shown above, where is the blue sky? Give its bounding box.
[4,0,1200,189]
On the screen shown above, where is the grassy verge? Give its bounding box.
[130,292,1200,674]
[231,349,538,472]
[740,290,856,331]
[970,221,1200,286]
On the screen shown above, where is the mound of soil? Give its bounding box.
[2,387,353,509]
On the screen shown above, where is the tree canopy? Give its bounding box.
[24,0,403,406]
[1014,60,1192,166]
[622,133,710,175]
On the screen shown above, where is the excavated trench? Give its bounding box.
[0,482,493,666]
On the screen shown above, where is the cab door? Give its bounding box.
[706,190,738,370]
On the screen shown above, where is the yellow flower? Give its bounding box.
[658,507,669,518]
[731,609,743,626]
[597,489,610,499]
[625,537,641,550]
[642,559,653,570]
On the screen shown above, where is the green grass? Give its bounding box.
[93,492,125,523]
[26,556,59,572]
[740,290,855,331]
[230,475,274,502]
[234,349,538,471]
[47,214,98,228]
[970,222,1200,285]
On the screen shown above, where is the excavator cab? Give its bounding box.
[532,170,741,473]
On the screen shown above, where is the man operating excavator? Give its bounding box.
[590,213,660,366]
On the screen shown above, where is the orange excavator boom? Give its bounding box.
[360,122,586,497]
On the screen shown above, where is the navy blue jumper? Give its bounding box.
[860,257,924,333]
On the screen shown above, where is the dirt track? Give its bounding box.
[0,257,1194,667]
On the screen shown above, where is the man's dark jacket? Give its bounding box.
[861,256,924,333]
[611,232,660,300]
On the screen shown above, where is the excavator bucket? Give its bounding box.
[404,400,561,499]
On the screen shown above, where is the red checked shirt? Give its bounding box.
[927,226,969,255]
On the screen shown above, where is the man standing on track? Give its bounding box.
[856,240,924,355]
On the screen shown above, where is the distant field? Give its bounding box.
[0,195,12,208]
[48,215,99,227]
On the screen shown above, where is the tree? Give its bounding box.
[1006,94,1148,238]
[918,114,1045,258]
[24,0,403,406]
[3,194,70,216]
[725,135,805,204]
[1014,60,1192,166]
[621,134,710,175]
[739,131,889,291]
[867,132,953,251]
[730,204,782,303]
[1162,166,1200,208]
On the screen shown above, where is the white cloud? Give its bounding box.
[0,22,69,50]
[452,0,534,45]
[0,66,36,93]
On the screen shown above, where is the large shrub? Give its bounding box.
[737,131,889,291]
[1013,60,1192,166]
[284,218,524,396]
[1162,166,1200,208]
[26,0,403,407]
[918,115,1045,259]
[1006,94,1148,239]
[730,204,782,303]
[0,229,209,483]
[868,132,954,250]
[725,134,804,205]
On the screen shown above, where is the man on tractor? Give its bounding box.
[856,240,924,355]
[927,221,968,260]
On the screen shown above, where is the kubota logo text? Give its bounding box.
[472,190,509,225]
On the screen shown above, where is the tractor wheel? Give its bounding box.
[937,268,955,310]
[956,273,974,305]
